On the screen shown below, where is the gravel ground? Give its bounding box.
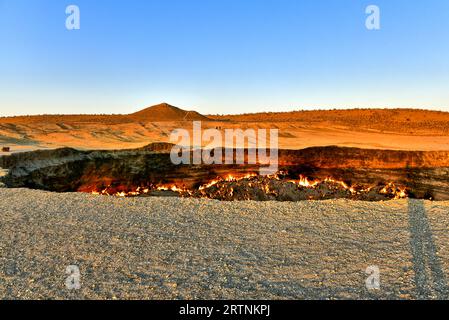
[0,188,448,300]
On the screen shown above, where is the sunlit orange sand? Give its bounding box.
[1,103,449,151]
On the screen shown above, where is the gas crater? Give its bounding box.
[1,143,448,201]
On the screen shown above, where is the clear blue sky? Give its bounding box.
[0,0,448,116]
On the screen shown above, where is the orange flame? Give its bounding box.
[89,172,408,200]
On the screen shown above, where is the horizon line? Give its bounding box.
[2,105,449,118]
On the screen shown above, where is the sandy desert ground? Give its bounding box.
[2,104,449,151]
[1,188,448,300]
[2,105,449,300]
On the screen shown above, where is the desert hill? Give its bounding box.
[1,105,449,151]
[131,103,210,121]
[0,103,208,124]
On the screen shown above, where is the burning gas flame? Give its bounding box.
[89,172,408,200]
[198,173,258,191]
[291,175,320,188]
[157,185,187,193]
[91,185,151,197]
[380,182,408,200]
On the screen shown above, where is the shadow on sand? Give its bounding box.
[408,199,448,299]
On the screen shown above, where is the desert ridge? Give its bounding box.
[1,103,449,151]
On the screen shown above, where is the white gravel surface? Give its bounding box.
[1,188,448,300]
